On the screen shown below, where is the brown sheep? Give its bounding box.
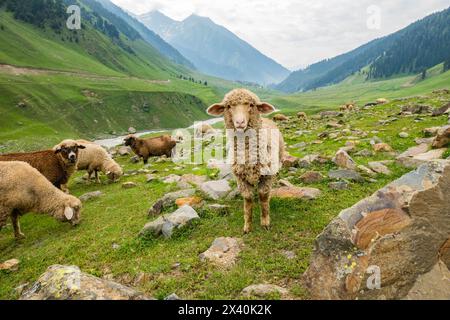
[123,134,176,164]
[0,140,85,193]
[0,161,81,239]
[207,88,285,233]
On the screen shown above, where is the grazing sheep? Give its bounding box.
[123,134,176,164]
[0,161,81,239]
[0,140,85,193]
[74,140,123,183]
[273,114,289,121]
[195,123,215,137]
[207,88,285,233]
[297,112,308,120]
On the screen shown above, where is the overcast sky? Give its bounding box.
[111,0,450,70]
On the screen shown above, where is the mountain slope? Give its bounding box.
[92,0,195,69]
[139,11,290,85]
[277,6,450,93]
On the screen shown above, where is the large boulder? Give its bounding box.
[303,160,450,300]
[200,179,232,200]
[20,265,150,300]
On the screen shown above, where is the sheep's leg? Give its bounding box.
[143,156,148,164]
[243,197,253,234]
[11,210,25,239]
[86,170,92,183]
[0,209,10,232]
[95,170,100,184]
[258,177,273,230]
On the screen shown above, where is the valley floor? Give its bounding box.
[1,90,449,299]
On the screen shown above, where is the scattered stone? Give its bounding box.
[320,111,343,119]
[180,174,208,187]
[397,144,429,158]
[207,160,233,179]
[300,171,324,184]
[279,179,295,188]
[397,149,447,168]
[373,143,394,153]
[281,250,296,260]
[140,205,200,238]
[357,165,376,177]
[328,170,363,182]
[432,103,450,117]
[128,127,137,134]
[423,127,441,137]
[399,132,409,138]
[355,149,373,157]
[401,104,432,115]
[303,160,450,300]
[290,142,307,149]
[200,179,231,200]
[162,174,181,184]
[273,114,289,121]
[368,162,392,175]
[175,196,203,208]
[432,125,450,148]
[164,293,181,300]
[241,284,289,298]
[329,181,349,191]
[129,156,139,164]
[199,237,243,268]
[20,265,150,300]
[79,191,103,202]
[14,283,29,296]
[148,189,196,216]
[282,155,299,168]
[271,186,321,200]
[415,137,434,145]
[0,259,20,272]
[225,188,241,200]
[122,182,137,189]
[333,150,356,170]
[112,243,120,250]
[376,98,388,105]
[118,146,132,156]
[146,174,156,182]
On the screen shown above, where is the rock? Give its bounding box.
[368,162,392,175]
[329,181,349,190]
[225,188,241,200]
[300,171,324,184]
[20,265,150,300]
[162,174,181,184]
[298,154,319,167]
[290,142,307,149]
[355,149,373,157]
[376,98,388,105]
[128,127,137,134]
[207,160,233,180]
[271,186,321,200]
[397,144,429,159]
[241,284,289,298]
[423,127,441,137]
[146,174,156,182]
[303,160,450,300]
[415,137,434,145]
[297,112,308,120]
[118,146,132,156]
[140,205,200,238]
[432,103,450,117]
[357,165,376,177]
[399,132,409,138]
[273,114,289,121]
[199,237,243,268]
[333,150,356,170]
[180,174,208,187]
[79,191,103,202]
[0,259,20,271]
[320,111,343,119]
[281,250,296,260]
[130,155,140,164]
[14,283,29,295]
[397,149,446,168]
[373,143,394,153]
[432,125,450,148]
[207,204,230,215]
[282,155,299,168]
[175,196,203,208]
[326,121,343,129]
[401,104,432,114]
[164,293,181,300]
[200,179,231,200]
[122,182,137,189]
[148,189,196,216]
[328,170,364,182]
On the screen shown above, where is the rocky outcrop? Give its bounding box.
[303,160,450,300]
[20,265,150,300]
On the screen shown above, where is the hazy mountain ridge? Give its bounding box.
[139,10,290,85]
[277,6,450,93]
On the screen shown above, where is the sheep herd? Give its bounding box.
[0,89,284,239]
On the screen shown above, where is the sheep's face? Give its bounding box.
[106,164,123,182]
[55,141,86,164]
[207,89,275,131]
[124,135,137,147]
[56,197,82,226]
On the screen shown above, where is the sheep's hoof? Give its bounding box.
[262,225,271,231]
[243,227,252,234]
[15,233,26,240]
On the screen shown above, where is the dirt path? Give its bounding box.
[0,63,171,85]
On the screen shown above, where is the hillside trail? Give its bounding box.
[0,63,171,85]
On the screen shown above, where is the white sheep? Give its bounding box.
[0,161,81,239]
[74,140,123,183]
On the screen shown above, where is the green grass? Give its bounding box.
[1,90,449,299]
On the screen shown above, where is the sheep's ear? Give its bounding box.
[77,144,86,150]
[54,147,62,154]
[207,103,225,116]
[257,102,276,114]
[64,207,74,220]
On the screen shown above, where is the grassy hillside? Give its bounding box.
[1,89,448,299]
[271,66,450,113]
